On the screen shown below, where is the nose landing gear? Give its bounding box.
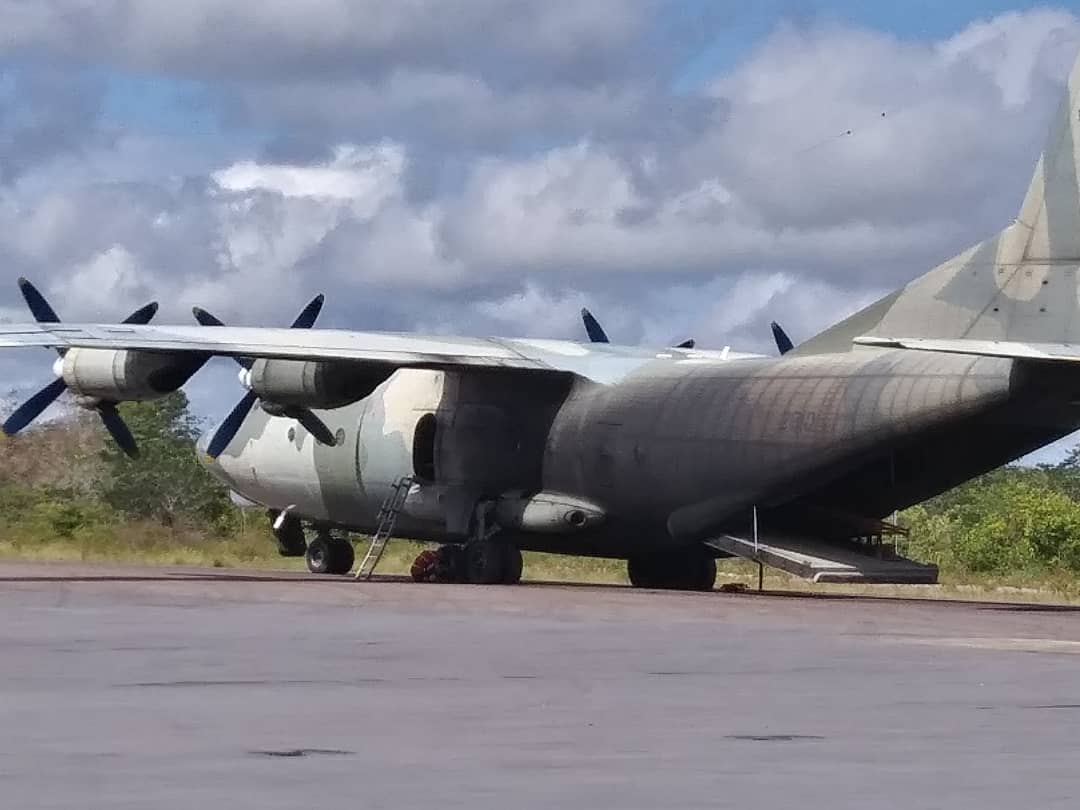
[270,510,307,557]
[269,510,355,575]
[305,533,355,576]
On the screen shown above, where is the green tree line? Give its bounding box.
[0,393,253,563]
[902,450,1080,576]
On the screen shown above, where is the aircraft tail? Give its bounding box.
[795,50,1080,355]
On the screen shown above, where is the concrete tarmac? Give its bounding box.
[2,560,1080,809]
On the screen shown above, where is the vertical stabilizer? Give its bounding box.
[796,50,1080,354]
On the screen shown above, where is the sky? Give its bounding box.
[3,1,1080,462]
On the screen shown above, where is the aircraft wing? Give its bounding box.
[854,335,1080,362]
[0,322,548,366]
[0,321,719,383]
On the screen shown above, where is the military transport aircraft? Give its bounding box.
[7,53,1080,591]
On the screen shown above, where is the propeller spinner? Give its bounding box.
[2,278,157,458]
[194,295,337,459]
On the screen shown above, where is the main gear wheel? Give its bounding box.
[627,551,716,591]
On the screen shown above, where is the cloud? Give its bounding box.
[3,5,1080,431]
[63,245,146,313]
[212,143,405,204]
[0,1,657,82]
[0,1,712,157]
[696,10,1080,246]
[0,66,107,182]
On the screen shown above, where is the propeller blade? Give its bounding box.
[197,294,325,456]
[205,390,258,459]
[288,408,337,446]
[2,378,68,436]
[195,295,325,330]
[97,403,139,458]
[771,321,794,355]
[675,339,696,350]
[192,307,253,369]
[121,301,159,325]
[192,307,225,327]
[581,308,610,344]
[290,294,325,329]
[17,277,61,323]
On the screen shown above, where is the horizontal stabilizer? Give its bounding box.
[705,533,938,584]
[854,335,1080,363]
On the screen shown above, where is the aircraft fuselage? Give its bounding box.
[202,347,1080,558]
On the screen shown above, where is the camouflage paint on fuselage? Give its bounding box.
[207,370,442,535]
[202,344,1080,558]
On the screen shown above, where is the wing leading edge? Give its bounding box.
[0,323,544,366]
[0,321,741,384]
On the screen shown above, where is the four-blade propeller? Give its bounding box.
[2,278,157,458]
[194,295,336,459]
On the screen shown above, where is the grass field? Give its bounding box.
[3,523,1080,604]
[0,523,626,583]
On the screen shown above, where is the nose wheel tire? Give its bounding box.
[306,537,331,574]
[306,535,354,575]
[331,538,355,574]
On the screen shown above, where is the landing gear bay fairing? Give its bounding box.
[9,55,1080,589]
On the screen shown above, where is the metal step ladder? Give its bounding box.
[353,476,414,580]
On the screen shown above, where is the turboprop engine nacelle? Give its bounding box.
[241,359,394,410]
[60,347,200,404]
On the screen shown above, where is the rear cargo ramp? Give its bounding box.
[705,532,938,585]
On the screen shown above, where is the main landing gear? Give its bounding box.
[409,499,523,585]
[410,540,523,585]
[627,549,717,591]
